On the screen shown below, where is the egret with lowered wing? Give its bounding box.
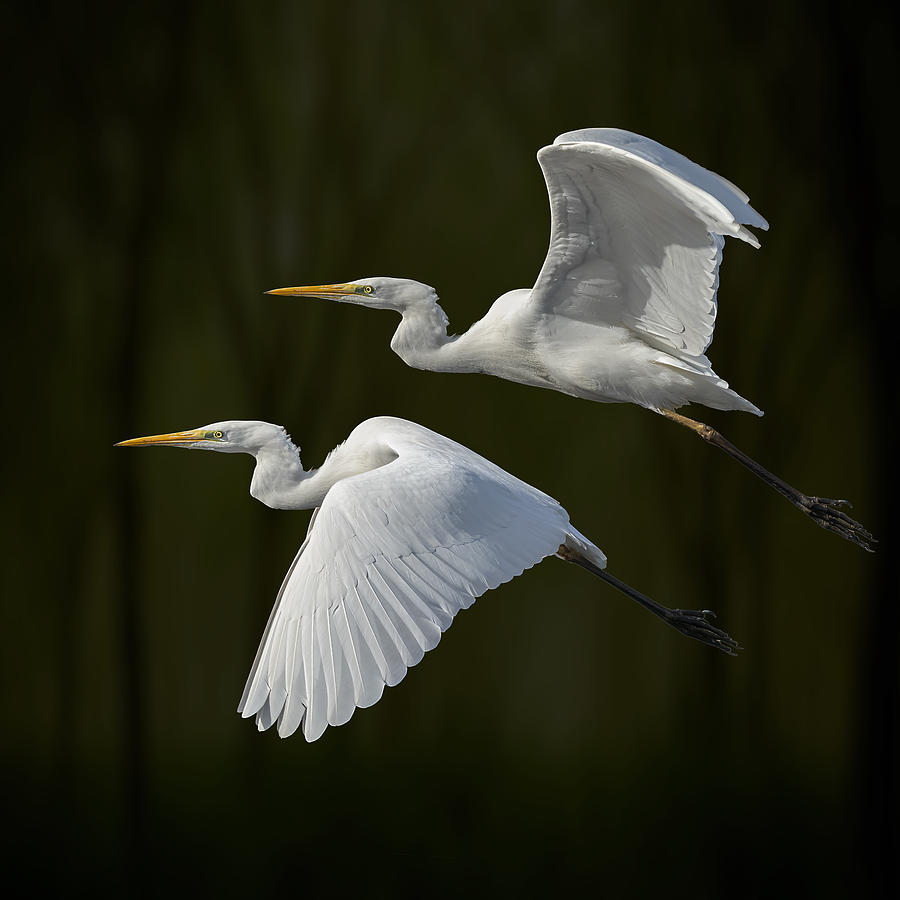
[117,416,738,742]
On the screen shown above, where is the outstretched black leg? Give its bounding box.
[659,409,876,552]
[558,545,741,655]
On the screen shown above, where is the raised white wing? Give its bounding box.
[531,128,768,358]
[237,433,601,741]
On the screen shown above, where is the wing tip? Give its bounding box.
[547,127,771,239]
[736,226,762,249]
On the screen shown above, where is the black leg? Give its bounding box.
[558,546,741,655]
[660,409,876,552]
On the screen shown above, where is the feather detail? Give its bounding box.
[237,416,599,741]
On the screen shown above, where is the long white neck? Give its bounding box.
[248,432,392,510]
[389,301,469,372]
[389,292,532,376]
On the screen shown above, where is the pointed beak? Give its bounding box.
[115,429,207,448]
[265,283,359,299]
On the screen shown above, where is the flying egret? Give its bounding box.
[116,416,738,741]
[268,128,874,551]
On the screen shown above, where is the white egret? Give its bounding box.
[116,416,738,741]
[268,128,874,551]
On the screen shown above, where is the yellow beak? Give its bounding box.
[115,429,207,448]
[265,283,358,298]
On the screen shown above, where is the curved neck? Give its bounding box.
[249,433,396,510]
[390,302,465,372]
[248,437,314,509]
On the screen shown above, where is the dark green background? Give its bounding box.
[5,1,897,896]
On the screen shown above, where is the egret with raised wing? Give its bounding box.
[268,128,874,550]
[116,416,738,741]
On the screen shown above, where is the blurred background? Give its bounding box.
[4,0,897,895]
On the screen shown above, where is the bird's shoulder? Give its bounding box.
[333,417,549,513]
[346,416,446,451]
[336,417,477,485]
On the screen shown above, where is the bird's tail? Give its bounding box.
[561,528,607,569]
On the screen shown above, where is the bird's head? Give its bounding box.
[266,276,438,313]
[115,420,293,456]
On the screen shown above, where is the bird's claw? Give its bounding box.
[667,608,741,656]
[800,495,876,552]
[813,497,852,510]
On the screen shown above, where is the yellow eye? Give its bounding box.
[213,430,224,439]
[364,285,374,294]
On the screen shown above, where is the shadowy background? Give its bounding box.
[4,0,897,896]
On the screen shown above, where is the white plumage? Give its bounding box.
[117,415,737,742]
[269,127,767,415]
[237,417,603,741]
[533,128,768,362]
[266,128,874,550]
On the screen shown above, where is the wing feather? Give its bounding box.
[239,425,596,741]
[336,601,365,704]
[264,618,289,723]
[300,613,328,741]
[238,509,320,718]
[355,576,419,671]
[318,602,340,724]
[343,585,397,700]
[370,562,440,650]
[531,128,767,359]
[399,554,468,627]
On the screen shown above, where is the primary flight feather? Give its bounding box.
[269,128,874,550]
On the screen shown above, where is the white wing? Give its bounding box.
[531,128,768,358]
[237,427,602,741]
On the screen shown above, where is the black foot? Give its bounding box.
[799,496,877,552]
[666,608,741,656]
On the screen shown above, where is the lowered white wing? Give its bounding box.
[531,128,768,358]
[238,427,603,741]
